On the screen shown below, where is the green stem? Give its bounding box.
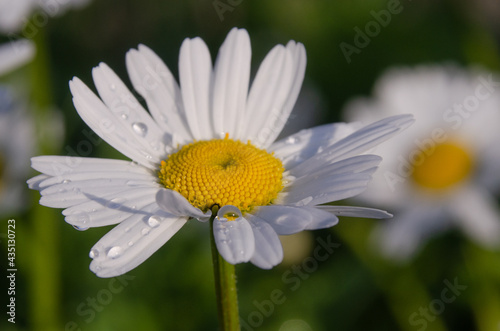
[209,207,241,331]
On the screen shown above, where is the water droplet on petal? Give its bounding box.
[107,246,123,259]
[285,136,299,145]
[128,241,134,247]
[147,216,161,228]
[107,198,126,209]
[150,141,161,151]
[62,179,71,184]
[89,249,99,259]
[141,228,150,236]
[132,122,147,137]
[121,113,128,120]
[110,84,116,91]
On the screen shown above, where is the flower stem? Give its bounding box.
[209,207,241,331]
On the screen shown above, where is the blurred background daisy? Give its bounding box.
[1,1,500,331]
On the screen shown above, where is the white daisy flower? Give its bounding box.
[343,65,500,260]
[0,0,90,33]
[28,28,413,277]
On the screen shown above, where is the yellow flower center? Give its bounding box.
[412,140,474,190]
[158,136,284,213]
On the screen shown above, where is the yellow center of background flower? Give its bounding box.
[412,141,474,190]
[158,137,284,213]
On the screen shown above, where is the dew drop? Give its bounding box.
[110,84,116,91]
[89,249,99,259]
[73,225,89,231]
[121,113,128,120]
[107,246,123,259]
[107,198,126,209]
[141,228,150,236]
[128,241,134,247]
[285,136,299,145]
[147,216,161,228]
[62,179,71,184]
[132,122,147,137]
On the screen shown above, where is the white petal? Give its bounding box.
[303,207,339,230]
[270,122,358,169]
[246,214,283,269]
[212,28,251,139]
[30,156,153,178]
[179,37,214,140]
[316,205,392,219]
[126,45,192,144]
[156,189,211,220]
[282,173,372,206]
[372,206,448,261]
[252,205,334,235]
[90,212,187,277]
[214,207,255,264]
[62,188,159,228]
[69,77,159,168]
[289,114,414,177]
[0,0,33,33]
[244,41,306,147]
[27,174,50,190]
[92,63,169,158]
[0,39,35,75]
[450,187,500,247]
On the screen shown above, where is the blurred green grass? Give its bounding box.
[1,0,500,330]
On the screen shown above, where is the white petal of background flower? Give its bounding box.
[156,189,211,220]
[449,187,500,247]
[289,115,414,177]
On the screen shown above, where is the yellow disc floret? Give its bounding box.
[412,140,474,190]
[158,136,284,213]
